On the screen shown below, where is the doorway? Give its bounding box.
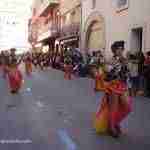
[130,28,143,52]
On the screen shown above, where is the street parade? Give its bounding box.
[0,41,148,139]
[0,0,150,149]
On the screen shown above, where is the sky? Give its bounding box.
[0,0,33,52]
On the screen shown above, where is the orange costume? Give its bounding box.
[64,64,73,80]
[25,55,32,75]
[94,41,132,137]
[94,68,105,91]
[94,80,132,136]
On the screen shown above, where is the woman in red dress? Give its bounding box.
[8,64,23,93]
[8,49,23,94]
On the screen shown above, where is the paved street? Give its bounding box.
[0,68,150,150]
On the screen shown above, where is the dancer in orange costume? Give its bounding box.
[64,55,73,80]
[25,52,32,75]
[94,41,132,138]
[64,64,73,80]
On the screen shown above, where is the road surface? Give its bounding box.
[0,67,150,150]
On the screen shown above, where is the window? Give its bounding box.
[33,8,36,16]
[92,0,96,9]
[71,11,76,23]
[62,16,66,26]
[116,0,129,11]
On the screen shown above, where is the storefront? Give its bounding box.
[34,43,42,53]
[57,35,79,50]
[37,30,56,53]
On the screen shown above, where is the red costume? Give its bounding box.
[8,67,23,93]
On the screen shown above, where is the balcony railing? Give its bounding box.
[60,23,80,37]
[31,0,59,24]
[39,0,59,17]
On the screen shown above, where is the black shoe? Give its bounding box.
[11,90,17,94]
[94,88,99,92]
[115,125,122,135]
[109,128,120,138]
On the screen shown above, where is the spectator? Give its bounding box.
[128,54,139,96]
[136,51,145,95]
[144,51,150,97]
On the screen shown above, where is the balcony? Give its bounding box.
[31,0,59,24]
[60,23,80,37]
[39,0,59,17]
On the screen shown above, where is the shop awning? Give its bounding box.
[37,30,52,42]
[57,35,79,44]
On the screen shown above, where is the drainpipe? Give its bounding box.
[79,1,86,62]
[78,2,81,49]
[80,1,87,63]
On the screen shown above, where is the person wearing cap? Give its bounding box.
[108,42,131,137]
[94,41,132,138]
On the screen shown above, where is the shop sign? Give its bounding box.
[63,37,78,43]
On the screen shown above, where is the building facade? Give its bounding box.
[29,0,60,53]
[57,0,81,49]
[81,0,150,58]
